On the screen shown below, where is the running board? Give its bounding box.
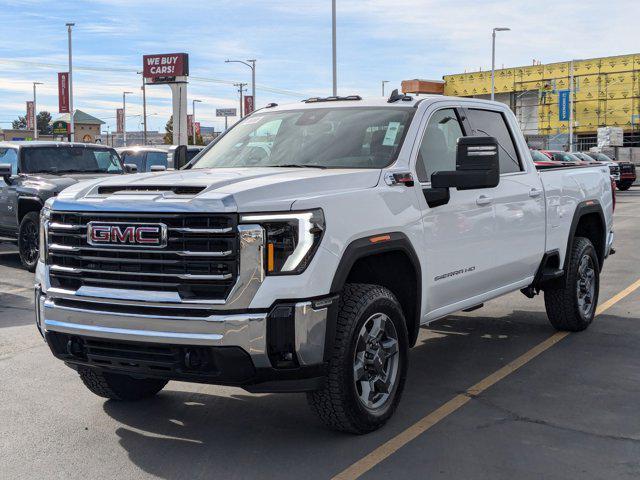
[462,303,483,312]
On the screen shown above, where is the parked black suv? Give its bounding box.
[0,142,125,270]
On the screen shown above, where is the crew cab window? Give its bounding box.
[467,109,522,174]
[146,152,167,170]
[0,148,18,175]
[416,109,464,182]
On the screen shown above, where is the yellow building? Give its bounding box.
[443,53,640,149]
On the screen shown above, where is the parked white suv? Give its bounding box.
[35,93,614,433]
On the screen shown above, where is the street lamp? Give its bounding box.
[66,22,75,142]
[225,59,256,112]
[137,71,148,145]
[491,27,510,101]
[381,80,389,97]
[332,0,337,96]
[122,91,133,146]
[192,99,202,144]
[32,82,43,140]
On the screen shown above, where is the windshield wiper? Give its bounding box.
[277,164,327,169]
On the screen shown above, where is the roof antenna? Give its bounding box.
[387,89,403,103]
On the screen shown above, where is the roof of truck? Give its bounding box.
[0,141,115,150]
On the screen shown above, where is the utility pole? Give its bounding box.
[381,80,389,97]
[225,59,256,111]
[569,59,575,152]
[192,99,202,144]
[137,72,148,145]
[491,27,510,101]
[332,0,337,96]
[32,82,43,140]
[66,22,75,142]
[234,82,247,117]
[122,91,132,146]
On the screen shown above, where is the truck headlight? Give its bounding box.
[39,206,51,264]
[240,209,324,275]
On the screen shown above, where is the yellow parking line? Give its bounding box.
[332,279,640,480]
[0,286,32,296]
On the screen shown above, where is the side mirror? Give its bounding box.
[124,163,138,173]
[173,145,188,169]
[431,136,500,190]
[0,163,13,184]
[150,165,167,172]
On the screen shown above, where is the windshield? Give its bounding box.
[22,147,123,174]
[550,152,580,163]
[191,107,415,169]
[530,150,552,162]
[589,152,613,162]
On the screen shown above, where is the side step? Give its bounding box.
[462,303,483,313]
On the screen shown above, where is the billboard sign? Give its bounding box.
[216,108,237,117]
[243,95,254,115]
[558,89,570,121]
[116,108,124,134]
[143,53,189,82]
[26,101,34,130]
[52,120,69,135]
[58,72,70,113]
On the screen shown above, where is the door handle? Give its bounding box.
[476,194,493,206]
[529,188,542,198]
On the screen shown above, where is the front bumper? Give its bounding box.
[35,287,335,392]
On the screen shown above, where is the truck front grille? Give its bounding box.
[48,212,239,301]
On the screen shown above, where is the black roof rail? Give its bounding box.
[265,102,278,108]
[387,89,413,103]
[302,95,362,103]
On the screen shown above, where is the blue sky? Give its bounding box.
[0,0,637,133]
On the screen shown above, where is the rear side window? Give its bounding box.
[146,152,168,170]
[0,148,18,175]
[467,109,522,174]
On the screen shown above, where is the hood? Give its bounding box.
[53,167,381,212]
[19,172,122,195]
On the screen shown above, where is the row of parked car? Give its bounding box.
[530,149,637,191]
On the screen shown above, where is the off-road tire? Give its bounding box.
[78,367,168,401]
[307,283,408,434]
[544,236,599,331]
[617,182,631,191]
[18,211,40,272]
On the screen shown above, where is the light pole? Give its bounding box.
[122,91,132,146]
[192,99,202,144]
[32,82,43,140]
[491,27,510,101]
[225,59,256,112]
[66,22,75,142]
[332,0,337,96]
[381,80,389,97]
[234,82,247,117]
[137,71,147,145]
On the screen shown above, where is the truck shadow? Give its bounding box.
[102,309,557,480]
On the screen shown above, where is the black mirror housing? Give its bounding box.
[174,145,188,169]
[431,136,500,190]
[124,163,138,173]
[0,163,13,184]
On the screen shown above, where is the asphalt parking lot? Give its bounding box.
[1,190,639,480]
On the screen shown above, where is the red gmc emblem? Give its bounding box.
[87,222,167,248]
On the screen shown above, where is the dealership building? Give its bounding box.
[440,53,640,152]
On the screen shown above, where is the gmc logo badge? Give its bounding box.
[87,222,167,248]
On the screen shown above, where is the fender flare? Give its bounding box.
[324,232,422,358]
[17,196,43,223]
[564,200,606,271]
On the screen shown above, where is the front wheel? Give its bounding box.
[617,182,631,191]
[307,283,408,434]
[18,211,40,272]
[544,236,599,331]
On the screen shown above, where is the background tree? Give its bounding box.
[12,116,27,129]
[163,116,173,144]
[37,111,52,135]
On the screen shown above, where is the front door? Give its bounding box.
[413,107,498,320]
[0,148,19,231]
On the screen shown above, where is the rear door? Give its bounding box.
[465,107,545,287]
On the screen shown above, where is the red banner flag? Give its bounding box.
[195,122,201,136]
[58,72,70,113]
[244,95,254,115]
[116,109,124,134]
[26,101,34,130]
[187,114,193,136]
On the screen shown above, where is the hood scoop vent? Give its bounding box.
[98,185,206,196]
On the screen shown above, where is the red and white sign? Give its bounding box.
[58,72,70,113]
[142,53,189,79]
[26,101,34,130]
[187,114,193,136]
[116,108,124,134]
[244,95,254,115]
[195,122,201,136]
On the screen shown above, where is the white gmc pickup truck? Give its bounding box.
[35,92,614,433]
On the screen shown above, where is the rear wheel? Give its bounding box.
[544,237,599,331]
[78,367,168,401]
[18,211,40,272]
[307,283,408,434]
[617,182,631,191]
